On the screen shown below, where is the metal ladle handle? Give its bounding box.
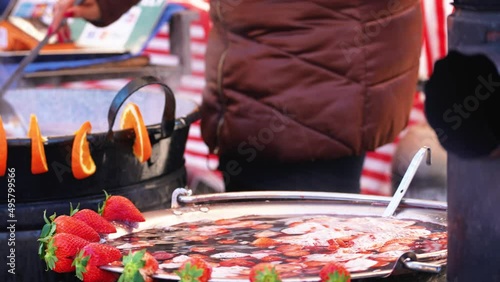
[383,146,432,217]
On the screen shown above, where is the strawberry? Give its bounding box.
[219,258,256,267]
[175,257,212,282]
[118,249,159,282]
[319,262,351,282]
[99,191,145,223]
[73,242,122,282]
[251,237,278,247]
[38,233,89,273]
[249,263,282,282]
[70,203,117,234]
[38,210,100,246]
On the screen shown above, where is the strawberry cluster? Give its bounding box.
[38,191,157,282]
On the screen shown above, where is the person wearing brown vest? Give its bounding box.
[51,0,423,193]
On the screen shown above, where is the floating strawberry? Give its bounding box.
[251,237,278,247]
[70,203,117,234]
[319,262,351,282]
[73,242,122,282]
[118,249,159,282]
[175,257,212,282]
[38,233,89,273]
[38,210,100,244]
[99,191,145,223]
[249,263,282,282]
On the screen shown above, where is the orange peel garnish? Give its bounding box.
[0,116,6,176]
[71,121,96,179]
[120,102,152,163]
[28,114,48,174]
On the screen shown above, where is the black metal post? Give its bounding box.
[446,2,500,281]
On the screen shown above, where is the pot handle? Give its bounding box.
[106,76,176,140]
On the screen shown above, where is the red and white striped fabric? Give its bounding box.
[60,0,454,194]
[360,0,453,195]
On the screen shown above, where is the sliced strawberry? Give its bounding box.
[191,247,215,253]
[303,261,326,268]
[189,254,209,260]
[99,191,145,223]
[249,263,282,282]
[70,203,117,234]
[185,235,209,241]
[251,237,277,247]
[38,210,100,248]
[254,230,280,238]
[275,244,303,253]
[283,250,310,257]
[39,233,89,273]
[118,249,159,282]
[202,228,231,236]
[251,224,274,230]
[319,262,351,282]
[73,243,122,282]
[219,239,237,244]
[151,251,175,261]
[219,258,256,267]
[175,257,212,282]
[214,218,239,225]
[260,255,283,262]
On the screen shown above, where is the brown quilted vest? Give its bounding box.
[201,0,422,163]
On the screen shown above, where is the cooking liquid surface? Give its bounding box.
[107,214,447,280]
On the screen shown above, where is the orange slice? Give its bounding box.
[28,114,48,174]
[119,102,152,163]
[0,116,7,176]
[71,121,96,179]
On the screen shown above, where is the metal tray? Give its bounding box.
[102,189,448,281]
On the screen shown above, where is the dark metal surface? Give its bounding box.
[0,169,188,282]
[447,154,500,281]
[453,0,500,10]
[444,5,500,281]
[0,76,199,203]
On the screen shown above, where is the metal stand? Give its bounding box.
[447,154,500,281]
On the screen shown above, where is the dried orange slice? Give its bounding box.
[0,116,7,176]
[72,121,96,179]
[28,114,48,174]
[120,102,152,163]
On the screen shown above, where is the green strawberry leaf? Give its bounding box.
[43,237,58,271]
[327,270,350,282]
[255,265,281,282]
[72,249,90,281]
[38,210,57,259]
[98,190,110,215]
[174,262,204,282]
[69,202,81,216]
[118,250,147,282]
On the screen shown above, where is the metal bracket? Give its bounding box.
[170,187,192,209]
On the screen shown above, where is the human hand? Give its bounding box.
[49,0,101,41]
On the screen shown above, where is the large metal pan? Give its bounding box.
[103,189,448,281]
[0,76,200,203]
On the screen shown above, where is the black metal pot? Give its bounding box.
[0,76,199,204]
[0,77,200,282]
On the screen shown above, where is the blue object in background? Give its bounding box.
[0,0,9,15]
